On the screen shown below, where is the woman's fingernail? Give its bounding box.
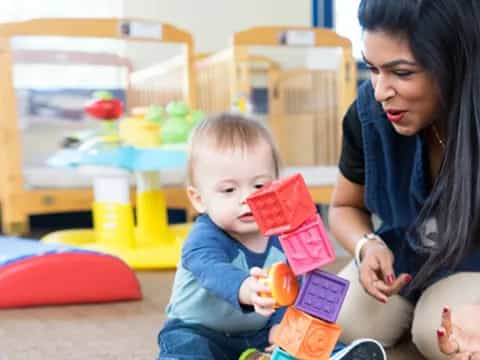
[443,306,449,314]
[387,275,394,284]
[437,329,445,337]
[405,274,412,282]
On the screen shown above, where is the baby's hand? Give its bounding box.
[239,267,276,317]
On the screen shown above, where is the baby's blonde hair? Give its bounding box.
[187,113,281,186]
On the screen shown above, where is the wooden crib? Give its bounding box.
[0,18,196,234]
[127,53,195,109]
[195,26,357,167]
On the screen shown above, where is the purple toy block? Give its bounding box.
[279,214,335,275]
[295,269,349,323]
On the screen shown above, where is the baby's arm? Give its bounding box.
[182,234,261,311]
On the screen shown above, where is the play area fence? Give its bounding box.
[0,18,195,234]
[194,26,357,167]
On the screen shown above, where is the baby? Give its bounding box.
[157,113,287,360]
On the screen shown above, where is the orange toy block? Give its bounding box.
[258,262,299,308]
[273,307,341,360]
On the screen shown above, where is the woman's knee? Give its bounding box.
[336,261,413,346]
[411,310,447,360]
[411,272,480,359]
[339,294,413,346]
[411,288,449,359]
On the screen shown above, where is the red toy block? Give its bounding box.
[279,214,335,275]
[273,307,342,360]
[246,174,317,236]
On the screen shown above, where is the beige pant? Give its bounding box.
[337,261,480,359]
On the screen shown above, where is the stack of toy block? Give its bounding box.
[247,173,350,360]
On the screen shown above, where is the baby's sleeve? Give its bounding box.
[182,231,250,310]
[268,306,286,326]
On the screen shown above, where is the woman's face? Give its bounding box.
[363,30,441,136]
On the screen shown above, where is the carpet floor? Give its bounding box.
[0,260,424,359]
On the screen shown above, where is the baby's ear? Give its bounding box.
[187,185,206,213]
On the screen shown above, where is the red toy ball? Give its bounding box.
[85,98,123,120]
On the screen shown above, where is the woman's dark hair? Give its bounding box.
[359,0,480,290]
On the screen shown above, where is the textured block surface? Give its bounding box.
[279,214,335,275]
[273,307,342,360]
[295,269,349,323]
[247,174,317,236]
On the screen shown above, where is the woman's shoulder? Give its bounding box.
[345,99,360,122]
[343,100,362,138]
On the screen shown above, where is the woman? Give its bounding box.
[437,306,480,359]
[329,0,480,358]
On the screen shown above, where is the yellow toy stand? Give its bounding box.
[43,170,190,269]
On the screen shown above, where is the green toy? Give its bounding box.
[145,105,164,125]
[239,348,271,360]
[160,101,191,144]
[93,90,114,100]
[161,101,198,144]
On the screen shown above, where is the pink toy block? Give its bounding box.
[246,173,317,236]
[279,214,335,275]
[294,269,349,323]
[273,307,342,360]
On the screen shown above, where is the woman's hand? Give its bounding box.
[358,240,411,303]
[437,306,480,359]
[238,267,276,317]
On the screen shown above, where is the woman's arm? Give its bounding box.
[328,173,373,255]
[329,173,411,302]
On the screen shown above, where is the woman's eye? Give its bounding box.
[394,70,413,77]
[222,188,235,193]
[366,66,379,74]
[254,183,264,189]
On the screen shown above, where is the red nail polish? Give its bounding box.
[437,329,445,337]
[405,274,412,282]
[387,275,394,284]
[443,306,449,314]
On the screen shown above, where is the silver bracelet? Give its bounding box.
[354,233,384,267]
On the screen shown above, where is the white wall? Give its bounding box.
[335,0,361,58]
[122,0,311,53]
[0,0,122,21]
[0,0,310,53]
[0,1,312,70]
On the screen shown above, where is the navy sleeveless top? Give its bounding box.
[355,80,480,300]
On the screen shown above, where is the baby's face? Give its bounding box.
[192,139,276,239]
